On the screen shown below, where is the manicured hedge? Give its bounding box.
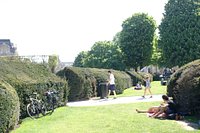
[0,81,20,133]
[167,59,200,114]
[14,82,68,118]
[126,71,153,86]
[57,67,132,101]
[126,71,143,86]
[0,59,69,118]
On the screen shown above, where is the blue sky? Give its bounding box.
[0,0,168,62]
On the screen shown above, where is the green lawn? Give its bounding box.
[11,81,199,133]
[12,102,195,133]
[118,81,167,97]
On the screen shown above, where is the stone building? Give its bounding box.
[0,39,17,56]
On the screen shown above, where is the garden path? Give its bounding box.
[67,94,163,107]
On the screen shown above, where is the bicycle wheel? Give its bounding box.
[47,102,54,115]
[50,95,58,114]
[27,103,39,119]
[40,101,47,116]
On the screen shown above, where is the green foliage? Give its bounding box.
[85,41,125,70]
[73,51,88,67]
[73,41,126,70]
[150,35,162,66]
[159,0,200,67]
[48,55,59,73]
[126,71,153,86]
[110,70,132,94]
[57,67,132,101]
[57,67,97,101]
[0,59,69,118]
[126,71,143,86]
[120,13,157,68]
[0,81,20,133]
[112,32,121,47]
[167,59,200,114]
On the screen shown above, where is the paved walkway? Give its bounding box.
[67,95,163,107]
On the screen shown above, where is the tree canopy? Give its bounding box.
[73,51,88,67]
[119,13,157,69]
[159,0,200,67]
[73,41,126,70]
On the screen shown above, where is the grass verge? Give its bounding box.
[12,101,194,133]
[117,81,167,97]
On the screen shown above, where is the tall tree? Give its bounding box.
[82,41,126,70]
[159,0,200,67]
[48,55,59,73]
[73,51,88,67]
[151,35,162,66]
[119,13,156,69]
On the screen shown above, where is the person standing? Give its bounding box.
[142,75,153,98]
[107,70,117,99]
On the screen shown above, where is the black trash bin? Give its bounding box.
[99,82,108,99]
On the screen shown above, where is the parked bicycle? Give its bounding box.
[26,90,59,119]
[43,89,59,115]
[26,92,46,119]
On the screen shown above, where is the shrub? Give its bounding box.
[0,81,20,133]
[86,68,132,94]
[57,67,132,101]
[167,59,200,114]
[48,55,59,73]
[126,71,153,86]
[112,70,132,94]
[126,71,143,86]
[57,67,98,101]
[0,59,69,118]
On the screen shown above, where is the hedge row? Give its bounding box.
[0,81,20,133]
[167,59,200,114]
[126,70,153,86]
[0,58,69,132]
[57,67,132,101]
[13,82,68,118]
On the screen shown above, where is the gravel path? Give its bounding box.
[67,94,163,107]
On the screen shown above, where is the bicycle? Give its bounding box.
[26,92,46,119]
[43,89,59,115]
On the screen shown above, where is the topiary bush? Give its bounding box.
[0,58,69,118]
[57,67,132,101]
[14,82,68,118]
[126,71,143,86]
[86,68,132,94]
[111,70,132,94]
[48,55,59,73]
[57,67,98,101]
[126,71,153,86]
[167,59,200,114]
[0,81,20,133]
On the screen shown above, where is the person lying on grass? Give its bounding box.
[136,95,177,118]
[134,82,142,90]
